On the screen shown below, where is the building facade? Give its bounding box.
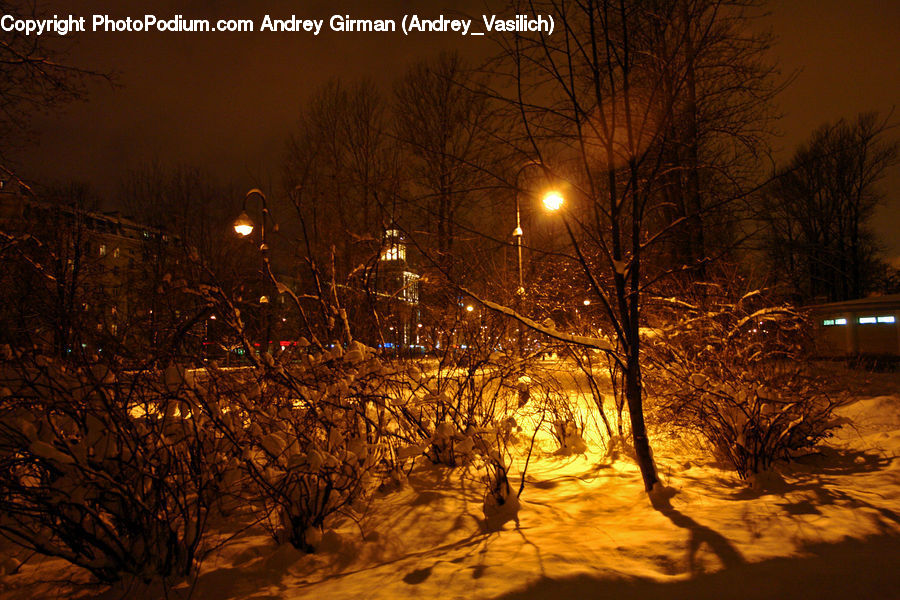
[808,294,900,356]
[375,227,420,351]
[0,184,179,353]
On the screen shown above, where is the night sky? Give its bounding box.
[10,0,900,258]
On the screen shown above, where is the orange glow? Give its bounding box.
[542,191,564,211]
[233,211,254,236]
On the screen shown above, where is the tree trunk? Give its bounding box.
[625,355,658,492]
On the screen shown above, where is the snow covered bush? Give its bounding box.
[385,318,527,468]
[537,379,589,456]
[0,348,222,583]
[208,341,390,552]
[469,391,545,531]
[674,369,840,478]
[643,285,841,479]
[460,371,568,529]
[395,358,526,467]
[476,425,521,531]
[374,316,550,525]
[566,347,623,451]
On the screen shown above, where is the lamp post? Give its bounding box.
[513,192,525,296]
[542,191,564,212]
[233,188,274,356]
[233,188,270,253]
[511,161,564,355]
[512,162,565,294]
[512,163,541,297]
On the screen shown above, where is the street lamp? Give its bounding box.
[233,189,270,247]
[512,188,565,292]
[512,193,525,296]
[233,189,274,354]
[542,191,564,212]
[512,162,565,295]
[510,162,565,358]
[233,211,254,236]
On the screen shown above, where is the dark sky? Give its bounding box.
[10,0,900,258]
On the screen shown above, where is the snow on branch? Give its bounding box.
[728,306,803,339]
[460,287,616,353]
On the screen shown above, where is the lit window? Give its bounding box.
[835,318,847,325]
[113,247,120,259]
[823,319,834,326]
[401,271,419,303]
[877,316,896,324]
[381,244,406,261]
[859,317,877,324]
[99,244,107,257]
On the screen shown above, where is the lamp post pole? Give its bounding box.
[513,193,524,296]
[511,161,543,356]
[511,183,524,357]
[234,188,274,356]
[512,160,560,293]
[510,161,565,356]
[240,188,270,265]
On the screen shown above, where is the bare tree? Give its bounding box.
[284,80,398,279]
[282,80,400,346]
[651,0,780,274]
[393,52,509,279]
[479,0,780,491]
[0,183,106,354]
[760,112,898,302]
[0,0,107,169]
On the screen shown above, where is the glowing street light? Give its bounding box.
[466,304,474,313]
[233,189,274,354]
[233,210,254,236]
[513,162,565,295]
[233,189,269,241]
[542,191,564,212]
[510,161,565,356]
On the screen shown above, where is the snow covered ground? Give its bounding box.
[2,365,898,599]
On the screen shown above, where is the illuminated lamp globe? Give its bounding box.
[542,191,564,211]
[233,211,254,236]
